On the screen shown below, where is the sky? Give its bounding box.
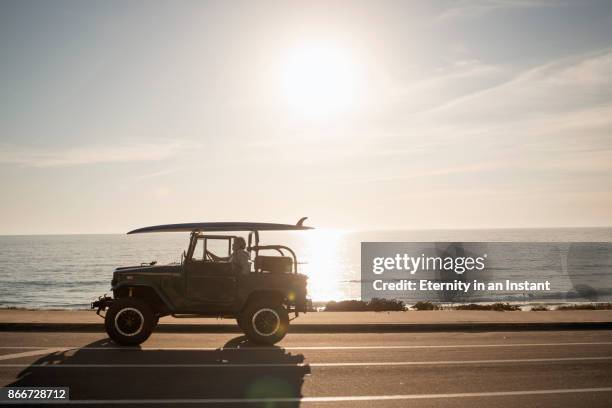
[1,0,612,234]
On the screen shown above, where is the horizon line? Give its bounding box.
[1,225,611,237]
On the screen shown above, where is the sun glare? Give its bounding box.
[280,44,362,118]
[300,229,347,301]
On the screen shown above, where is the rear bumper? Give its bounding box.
[294,297,311,313]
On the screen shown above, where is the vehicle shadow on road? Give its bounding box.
[8,336,311,407]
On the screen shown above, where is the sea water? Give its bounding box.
[0,228,611,309]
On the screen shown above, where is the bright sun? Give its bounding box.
[280,44,362,118]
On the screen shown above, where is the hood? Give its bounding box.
[114,263,180,275]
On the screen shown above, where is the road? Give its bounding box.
[0,330,611,407]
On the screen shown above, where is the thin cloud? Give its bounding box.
[327,50,612,191]
[0,140,197,167]
[419,49,612,121]
[391,59,509,115]
[437,0,566,21]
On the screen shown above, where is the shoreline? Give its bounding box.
[3,301,612,312]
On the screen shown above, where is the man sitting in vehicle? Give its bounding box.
[206,237,251,274]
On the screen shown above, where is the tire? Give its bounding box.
[105,298,155,346]
[241,300,289,345]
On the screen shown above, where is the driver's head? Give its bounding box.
[233,237,247,251]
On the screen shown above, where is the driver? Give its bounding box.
[207,237,251,274]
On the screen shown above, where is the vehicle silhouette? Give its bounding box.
[92,219,312,346]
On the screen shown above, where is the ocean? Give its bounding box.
[1,228,611,309]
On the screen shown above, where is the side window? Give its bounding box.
[191,238,204,261]
[206,238,231,259]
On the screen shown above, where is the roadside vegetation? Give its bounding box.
[322,300,525,311]
[454,303,521,311]
[411,302,520,311]
[557,303,612,310]
[324,298,405,311]
[412,301,440,310]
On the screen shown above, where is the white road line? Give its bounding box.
[0,356,610,368]
[0,348,67,361]
[2,387,612,404]
[0,341,611,351]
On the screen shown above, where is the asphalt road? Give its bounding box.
[0,330,611,407]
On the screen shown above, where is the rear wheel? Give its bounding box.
[105,298,155,346]
[241,300,289,345]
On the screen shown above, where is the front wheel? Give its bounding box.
[241,301,289,345]
[105,298,155,346]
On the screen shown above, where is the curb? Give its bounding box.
[1,322,611,333]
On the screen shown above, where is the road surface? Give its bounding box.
[0,330,611,407]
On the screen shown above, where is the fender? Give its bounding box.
[113,282,175,310]
[243,289,286,310]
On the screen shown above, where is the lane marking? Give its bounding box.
[2,387,612,404]
[0,356,610,367]
[0,341,611,351]
[0,348,67,361]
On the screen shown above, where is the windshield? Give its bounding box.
[206,238,231,259]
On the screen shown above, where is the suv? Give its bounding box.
[92,219,311,345]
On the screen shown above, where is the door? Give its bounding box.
[185,237,237,304]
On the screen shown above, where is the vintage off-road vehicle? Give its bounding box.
[92,219,311,345]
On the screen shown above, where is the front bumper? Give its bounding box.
[91,295,114,315]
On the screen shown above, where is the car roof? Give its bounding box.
[127,219,313,234]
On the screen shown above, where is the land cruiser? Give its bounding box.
[92,219,311,345]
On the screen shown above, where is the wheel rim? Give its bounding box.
[115,307,144,337]
[252,308,280,337]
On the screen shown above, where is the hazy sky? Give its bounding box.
[1,0,612,234]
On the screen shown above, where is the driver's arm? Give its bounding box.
[206,250,229,261]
